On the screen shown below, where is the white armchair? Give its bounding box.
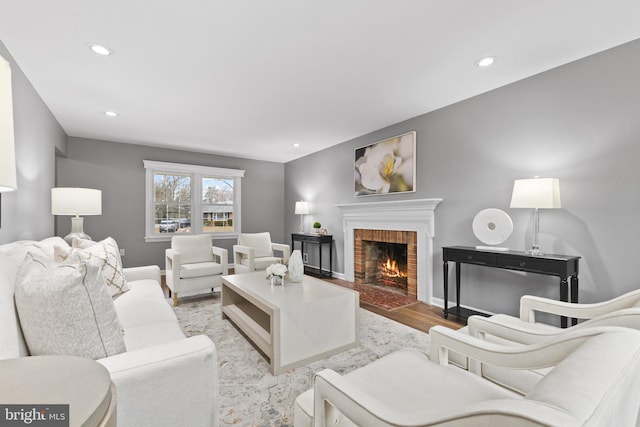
[165,234,228,306]
[447,288,640,394]
[233,232,290,274]
[294,326,640,427]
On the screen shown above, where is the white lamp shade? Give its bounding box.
[510,178,561,209]
[51,188,102,215]
[0,55,17,193]
[295,201,309,215]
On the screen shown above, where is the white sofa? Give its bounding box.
[0,237,218,427]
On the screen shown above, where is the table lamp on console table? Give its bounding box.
[510,177,561,256]
[295,200,309,233]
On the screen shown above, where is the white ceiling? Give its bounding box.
[1,1,640,163]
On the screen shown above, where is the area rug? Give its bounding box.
[172,295,430,426]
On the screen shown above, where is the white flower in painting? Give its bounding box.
[394,133,414,187]
[266,263,287,278]
[357,141,403,193]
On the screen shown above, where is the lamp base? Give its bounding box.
[526,245,544,256]
[63,216,93,245]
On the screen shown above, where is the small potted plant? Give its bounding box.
[313,222,321,233]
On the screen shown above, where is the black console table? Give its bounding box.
[443,246,580,328]
[291,233,333,278]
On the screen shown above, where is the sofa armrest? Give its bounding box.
[123,265,161,283]
[98,335,217,427]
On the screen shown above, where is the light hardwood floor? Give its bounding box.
[360,300,465,333]
[324,278,465,333]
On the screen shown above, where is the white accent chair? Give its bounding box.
[165,234,228,306]
[294,326,640,427]
[449,288,640,394]
[233,232,290,274]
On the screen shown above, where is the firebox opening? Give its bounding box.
[363,241,408,295]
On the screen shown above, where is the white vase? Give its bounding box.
[270,275,283,286]
[288,250,304,282]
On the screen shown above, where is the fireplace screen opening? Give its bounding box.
[363,241,408,294]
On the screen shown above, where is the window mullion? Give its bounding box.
[192,173,202,234]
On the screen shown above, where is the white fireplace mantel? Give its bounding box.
[336,198,442,304]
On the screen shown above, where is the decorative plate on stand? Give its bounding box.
[472,208,513,251]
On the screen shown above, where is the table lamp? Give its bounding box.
[295,201,309,233]
[510,177,561,255]
[51,188,102,244]
[0,55,17,229]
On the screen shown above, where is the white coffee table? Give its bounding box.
[221,272,359,374]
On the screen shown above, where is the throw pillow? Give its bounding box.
[14,252,126,359]
[55,237,130,297]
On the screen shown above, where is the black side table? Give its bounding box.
[291,233,333,278]
[443,246,580,328]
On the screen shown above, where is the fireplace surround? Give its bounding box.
[336,198,442,304]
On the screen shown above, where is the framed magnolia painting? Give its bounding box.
[354,131,416,197]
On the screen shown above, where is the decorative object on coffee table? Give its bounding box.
[313,222,321,233]
[266,262,287,286]
[288,250,304,282]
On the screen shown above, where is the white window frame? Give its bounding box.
[144,160,245,242]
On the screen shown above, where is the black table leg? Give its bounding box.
[329,242,333,278]
[455,262,461,314]
[560,278,569,328]
[443,261,449,318]
[571,275,579,326]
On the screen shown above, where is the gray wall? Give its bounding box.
[0,41,67,244]
[285,39,640,320]
[57,137,285,267]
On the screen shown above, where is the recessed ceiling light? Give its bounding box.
[475,56,496,67]
[104,111,119,117]
[292,143,300,148]
[88,43,114,56]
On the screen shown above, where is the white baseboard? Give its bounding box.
[331,271,346,280]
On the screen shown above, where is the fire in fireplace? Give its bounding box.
[381,257,406,280]
[354,229,418,299]
[364,241,408,293]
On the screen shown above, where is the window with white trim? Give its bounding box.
[144,160,244,241]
